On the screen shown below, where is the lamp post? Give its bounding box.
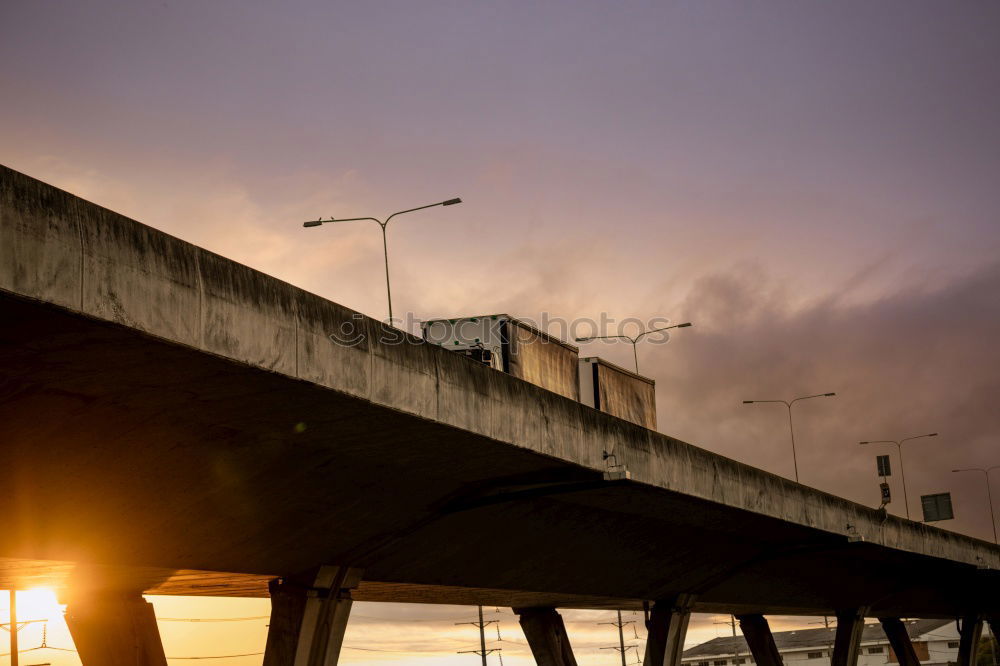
[743,393,837,483]
[303,198,462,323]
[951,466,1000,544]
[575,322,692,374]
[859,433,938,520]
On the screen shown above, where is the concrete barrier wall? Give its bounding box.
[2,164,996,571]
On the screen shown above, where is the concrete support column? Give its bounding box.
[987,617,1000,663]
[957,615,984,666]
[879,618,921,666]
[643,594,697,666]
[736,614,784,666]
[831,607,870,666]
[513,606,578,666]
[263,565,363,666]
[64,591,168,666]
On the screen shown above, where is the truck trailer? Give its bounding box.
[420,314,580,401]
[579,356,657,429]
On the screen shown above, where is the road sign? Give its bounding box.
[876,455,891,477]
[921,492,954,522]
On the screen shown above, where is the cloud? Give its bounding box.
[642,261,1000,539]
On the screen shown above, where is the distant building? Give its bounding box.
[682,619,960,666]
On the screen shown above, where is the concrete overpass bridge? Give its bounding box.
[1,164,998,666]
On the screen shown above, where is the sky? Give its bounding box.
[2,0,1000,663]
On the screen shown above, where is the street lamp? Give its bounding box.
[743,393,837,483]
[859,433,938,520]
[302,197,462,322]
[951,466,1000,544]
[575,322,691,374]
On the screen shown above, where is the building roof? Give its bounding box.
[682,619,953,660]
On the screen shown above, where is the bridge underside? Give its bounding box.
[2,291,996,618]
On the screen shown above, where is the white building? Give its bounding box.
[682,619,961,666]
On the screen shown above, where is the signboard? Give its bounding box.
[921,492,954,522]
[880,482,891,504]
[876,455,891,477]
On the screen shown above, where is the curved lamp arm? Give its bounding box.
[576,334,638,344]
[635,322,692,343]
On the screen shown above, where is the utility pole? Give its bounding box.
[2,596,49,666]
[809,616,836,658]
[10,589,17,666]
[478,605,487,666]
[457,605,500,665]
[600,610,636,666]
[713,614,737,637]
[617,610,627,666]
[715,615,740,663]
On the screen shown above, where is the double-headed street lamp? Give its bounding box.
[575,322,692,374]
[303,198,462,322]
[859,433,938,520]
[743,393,837,484]
[952,466,1000,544]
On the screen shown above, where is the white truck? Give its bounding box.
[422,314,657,429]
[421,314,580,401]
[579,356,657,430]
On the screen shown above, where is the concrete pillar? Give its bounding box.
[736,614,784,666]
[831,607,869,666]
[263,565,363,666]
[986,617,1000,666]
[957,615,984,666]
[987,618,1000,661]
[644,594,697,666]
[879,618,921,666]
[513,606,578,666]
[64,591,168,666]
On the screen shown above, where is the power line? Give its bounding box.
[352,613,496,623]
[456,605,502,665]
[714,615,745,665]
[600,610,638,666]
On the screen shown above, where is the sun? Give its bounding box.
[6,588,65,623]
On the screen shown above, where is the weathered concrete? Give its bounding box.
[64,591,168,666]
[643,595,696,666]
[737,615,784,666]
[956,615,983,666]
[879,618,921,666]
[831,607,869,666]
[514,607,578,666]
[263,567,361,666]
[1,164,999,616]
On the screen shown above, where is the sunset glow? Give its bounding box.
[2,0,999,663]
